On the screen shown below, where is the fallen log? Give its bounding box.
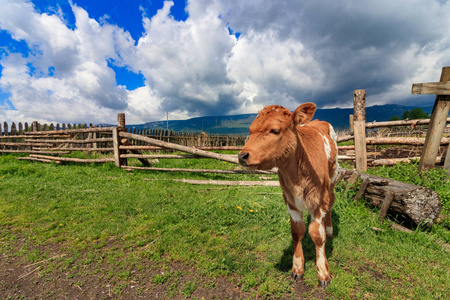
[29,154,114,163]
[170,179,280,186]
[37,147,114,152]
[16,157,62,164]
[340,169,441,226]
[120,154,200,159]
[0,150,71,154]
[121,165,276,175]
[370,156,445,166]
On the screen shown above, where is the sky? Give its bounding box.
[0,0,449,125]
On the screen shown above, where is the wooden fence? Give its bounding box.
[349,88,450,173]
[0,119,248,155]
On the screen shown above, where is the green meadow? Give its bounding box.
[0,153,449,299]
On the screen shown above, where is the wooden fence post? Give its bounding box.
[353,89,367,172]
[113,127,121,167]
[413,66,450,172]
[32,121,38,132]
[114,113,127,167]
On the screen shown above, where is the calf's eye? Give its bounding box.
[270,129,281,135]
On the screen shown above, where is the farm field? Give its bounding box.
[0,153,449,299]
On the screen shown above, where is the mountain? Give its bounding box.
[128,104,434,135]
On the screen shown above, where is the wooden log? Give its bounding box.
[120,154,200,159]
[0,134,71,139]
[337,135,354,143]
[370,156,444,167]
[340,169,441,226]
[23,127,114,135]
[418,66,450,171]
[0,142,56,147]
[29,154,114,163]
[193,146,242,151]
[35,147,114,152]
[119,131,239,164]
[24,138,113,144]
[170,179,280,187]
[0,150,71,154]
[366,117,450,128]
[16,157,61,164]
[353,89,367,172]
[366,137,449,146]
[121,165,276,175]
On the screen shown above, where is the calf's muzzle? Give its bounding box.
[238,152,250,166]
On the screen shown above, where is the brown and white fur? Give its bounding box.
[238,103,338,288]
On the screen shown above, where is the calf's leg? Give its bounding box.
[325,188,335,239]
[309,208,331,288]
[290,217,306,282]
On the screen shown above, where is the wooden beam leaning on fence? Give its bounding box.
[412,66,450,173]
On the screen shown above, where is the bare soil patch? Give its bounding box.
[0,240,329,299]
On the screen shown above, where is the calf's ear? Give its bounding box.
[293,102,316,125]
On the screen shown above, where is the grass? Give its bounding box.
[0,153,449,299]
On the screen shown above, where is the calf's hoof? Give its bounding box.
[318,279,330,289]
[291,272,303,283]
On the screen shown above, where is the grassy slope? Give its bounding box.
[0,154,449,299]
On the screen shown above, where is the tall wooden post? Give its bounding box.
[413,67,450,172]
[353,89,367,172]
[113,113,127,167]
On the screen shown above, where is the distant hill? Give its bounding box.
[128,104,434,135]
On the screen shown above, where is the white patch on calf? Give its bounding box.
[326,226,333,237]
[328,124,339,184]
[329,124,337,144]
[294,196,307,211]
[316,244,328,278]
[287,196,307,223]
[293,255,303,270]
[318,210,327,240]
[320,133,331,160]
[287,205,303,223]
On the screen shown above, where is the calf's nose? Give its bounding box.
[238,152,249,165]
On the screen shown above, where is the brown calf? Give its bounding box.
[238,103,338,288]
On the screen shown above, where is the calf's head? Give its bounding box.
[238,103,316,170]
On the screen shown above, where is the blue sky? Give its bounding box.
[0,0,449,124]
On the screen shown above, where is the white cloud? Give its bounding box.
[0,0,131,124]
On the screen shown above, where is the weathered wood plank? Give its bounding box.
[412,82,450,95]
